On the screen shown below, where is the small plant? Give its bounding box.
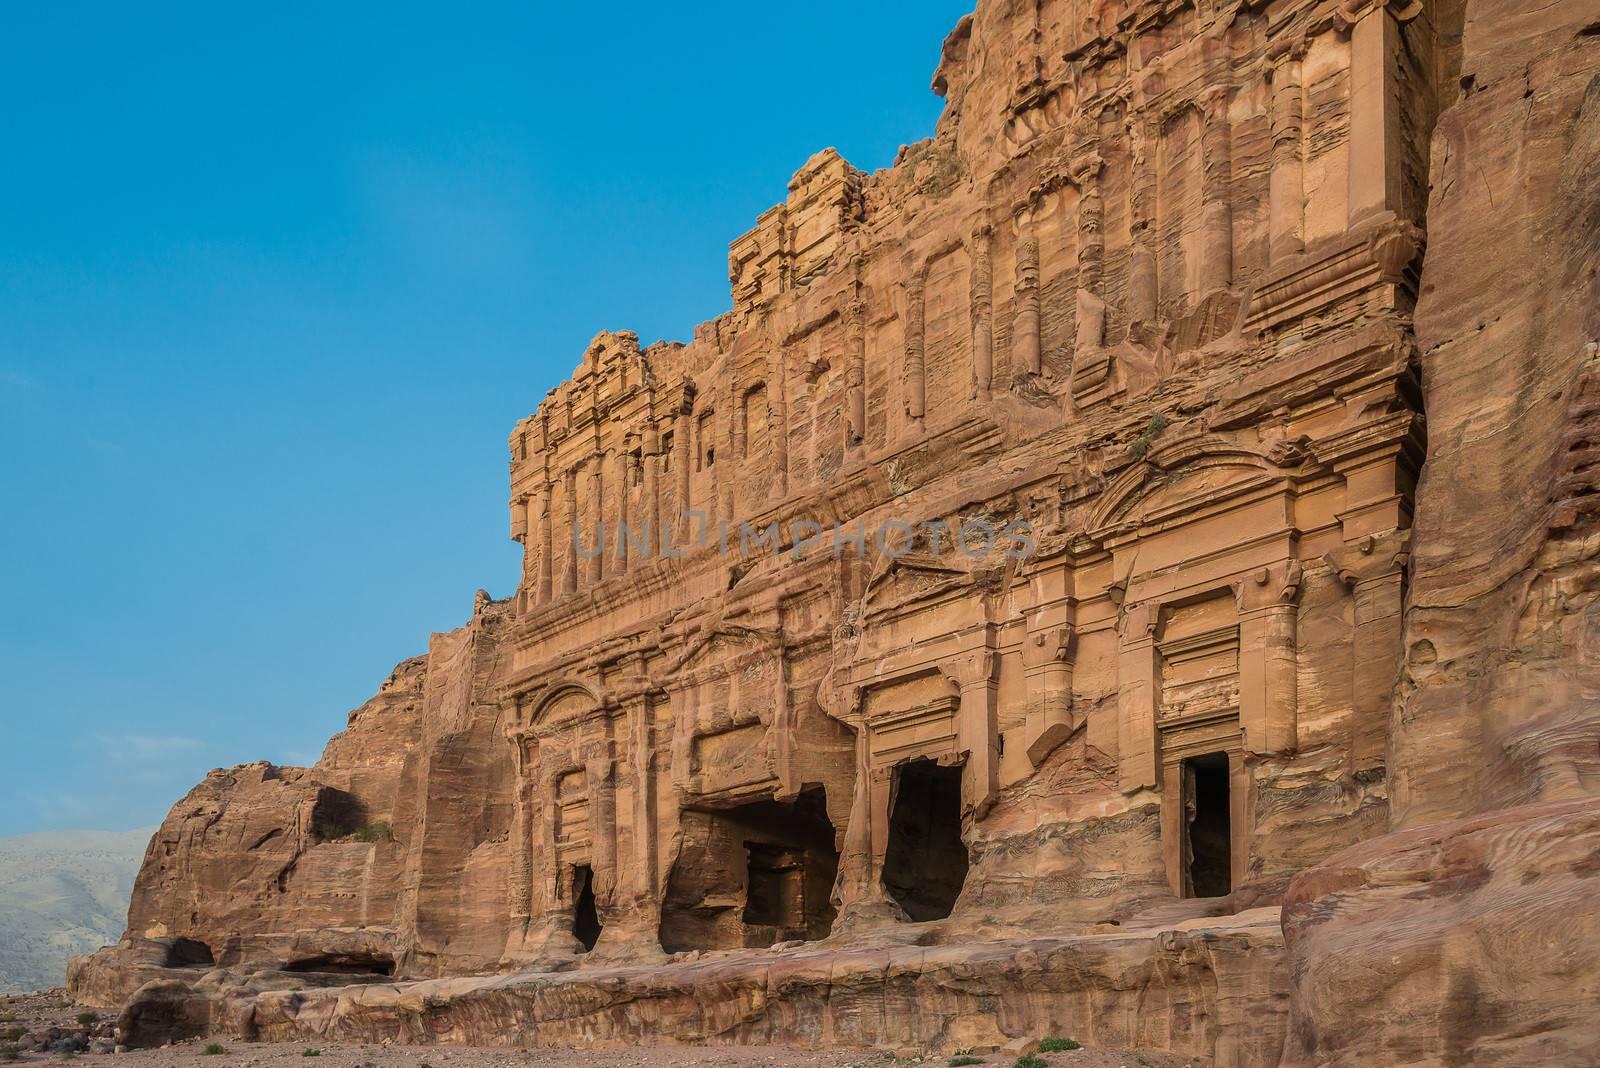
[1129,413,1170,460]
[949,1057,985,1066]
[0,1028,21,1042]
[202,1042,228,1055]
[75,1012,97,1027]
[349,821,391,843]
[0,1015,14,1023]
[1013,1056,1047,1068]
[302,1050,321,1058]
[315,819,391,843]
[1039,1038,1081,1052]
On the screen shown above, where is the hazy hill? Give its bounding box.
[0,828,151,993]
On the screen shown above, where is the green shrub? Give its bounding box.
[0,1015,14,1023]
[1014,1056,1047,1068]
[949,1057,984,1066]
[315,819,391,843]
[74,1012,96,1027]
[1129,413,1170,460]
[1039,1038,1081,1052]
[202,1042,227,1055]
[302,1050,321,1058]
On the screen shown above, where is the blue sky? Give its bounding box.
[0,3,975,837]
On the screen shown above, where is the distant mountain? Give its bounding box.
[0,828,152,993]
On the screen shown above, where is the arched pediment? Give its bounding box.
[1088,437,1287,533]
[521,679,602,731]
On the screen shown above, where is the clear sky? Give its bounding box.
[0,2,976,837]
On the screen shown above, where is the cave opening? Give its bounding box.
[659,786,839,952]
[162,938,215,968]
[881,758,968,922]
[1185,752,1232,898]
[282,952,395,976]
[572,863,602,952]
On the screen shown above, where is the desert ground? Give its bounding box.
[0,991,1197,1068]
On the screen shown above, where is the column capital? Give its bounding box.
[1022,625,1073,669]
[1338,0,1422,28]
[1117,599,1161,643]
[1327,529,1411,588]
[1235,559,1306,613]
[943,648,997,689]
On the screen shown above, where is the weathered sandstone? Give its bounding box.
[70,0,1600,1063]
[1279,799,1600,1067]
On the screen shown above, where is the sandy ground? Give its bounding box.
[1,992,1201,1068]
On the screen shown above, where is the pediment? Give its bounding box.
[863,552,971,612]
[665,621,780,677]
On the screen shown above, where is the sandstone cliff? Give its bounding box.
[70,0,1600,1064]
[1277,0,1600,1063]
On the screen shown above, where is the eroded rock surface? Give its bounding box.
[67,0,1600,1064]
[1279,799,1600,1067]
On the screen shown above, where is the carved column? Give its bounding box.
[517,492,537,603]
[625,695,658,903]
[584,749,618,912]
[734,388,750,461]
[561,468,579,595]
[673,390,693,546]
[535,762,563,925]
[1344,0,1421,224]
[903,269,927,434]
[970,227,994,403]
[1117,600,1161,793]
[1268,42,1308,263]
[509,737,534,923]
[1328,531,1410,772]
[643,425,663,560]
[510,493,529,543]
[1023,625,1076,767]
[846,292,868,460]
[1073,154,1106,352]
[1126,117,1159,325]
[511,493,530,605]
[611,448,631,576]
[1199,85,1235,289]
[768,349,789,495]
[834,729,895,916]
[1236,561,1304,756]
[1012,227,1042,377]
[536,480,553,603]
[720,385,736,525]
[948,649,999,819]
[583,454,603,587]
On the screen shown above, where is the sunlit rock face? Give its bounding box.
[73,0,1600,1063]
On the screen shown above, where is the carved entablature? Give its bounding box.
[481,0,1440,955]
[729,149,864,320]
[659,617,787,804]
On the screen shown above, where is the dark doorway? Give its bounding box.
[573,864,602,952]
[161,938,215,968]
[1185,753,1232,898]
[282,952,395,976]
[659,787,840,952]
[881,758,968,921]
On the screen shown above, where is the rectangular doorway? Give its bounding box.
[1184,752,1232,898]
